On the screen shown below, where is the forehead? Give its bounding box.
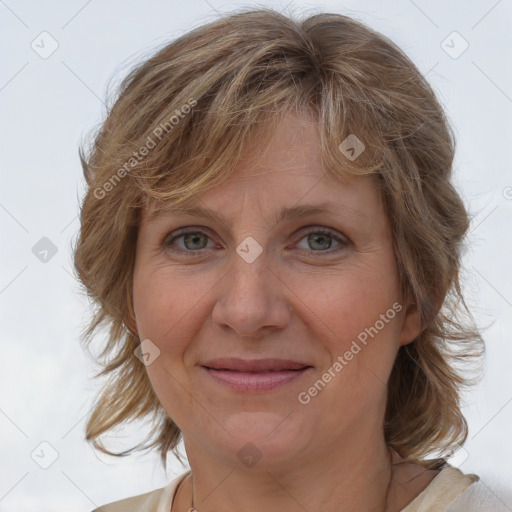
[143,173,382,231]
[142,110,383,223]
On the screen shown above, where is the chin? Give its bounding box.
[207,411,314,468]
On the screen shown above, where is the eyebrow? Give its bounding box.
[156,202,365,226]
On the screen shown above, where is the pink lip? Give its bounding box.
[201,357,311,372]
[201,367,312,391]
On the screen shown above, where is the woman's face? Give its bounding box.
[131,112,420,468]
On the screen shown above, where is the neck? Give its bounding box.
[179,429,394,512]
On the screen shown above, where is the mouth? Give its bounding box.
[200,358,313,391]
[201,357,312,373]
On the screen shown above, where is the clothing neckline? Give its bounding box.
[159,463,477,512]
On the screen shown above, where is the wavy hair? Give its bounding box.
[73,7,484,468]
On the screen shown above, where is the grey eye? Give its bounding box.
[178,232,210,250]
[305,232,334,250]
[295,230,345,252]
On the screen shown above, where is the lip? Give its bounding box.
[201,366,313,391]
[201,357,311,372]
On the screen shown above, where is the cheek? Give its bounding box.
[131,268,213,427]
[294,274,402,433]
[132,265,224,408]
[133,267,215,342]
[296,264,399,338]
[294,265,402,387]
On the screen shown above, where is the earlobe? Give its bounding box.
[125,290,139,337]
[398,301,422,347]
[124,316,139,337]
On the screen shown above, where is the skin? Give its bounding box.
[130,112,439,512]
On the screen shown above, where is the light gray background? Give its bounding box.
[1,1,511,511]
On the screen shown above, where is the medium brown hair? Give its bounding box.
[73,7,484,468]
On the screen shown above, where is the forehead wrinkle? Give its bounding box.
[147,200,369,230]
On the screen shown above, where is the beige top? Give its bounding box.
[92,464,495,512]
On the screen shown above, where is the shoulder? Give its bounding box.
[400,462,481,512]
[444,477,511,512]
[90,487,165,512]
[90,470,190,512]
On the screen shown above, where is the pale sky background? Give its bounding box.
[1,0,511,511]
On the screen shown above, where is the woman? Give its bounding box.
[73,8,498,512]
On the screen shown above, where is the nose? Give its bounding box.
[211,244,292,338]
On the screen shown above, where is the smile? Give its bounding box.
[201,367,313,392]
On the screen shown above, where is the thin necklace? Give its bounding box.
[185,450,393,512]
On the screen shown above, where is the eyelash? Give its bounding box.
[163,226,348,258]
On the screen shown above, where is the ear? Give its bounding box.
[398,301,422,347]
[124,315,139,337]
[124,291,139,337]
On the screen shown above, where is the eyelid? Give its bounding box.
[293,225,347,241]
[291,227,348,254]
[163,225,348,255]
[163,226,218,255]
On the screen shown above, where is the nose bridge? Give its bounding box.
[230,234,269,299]
[211,232,290,336]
